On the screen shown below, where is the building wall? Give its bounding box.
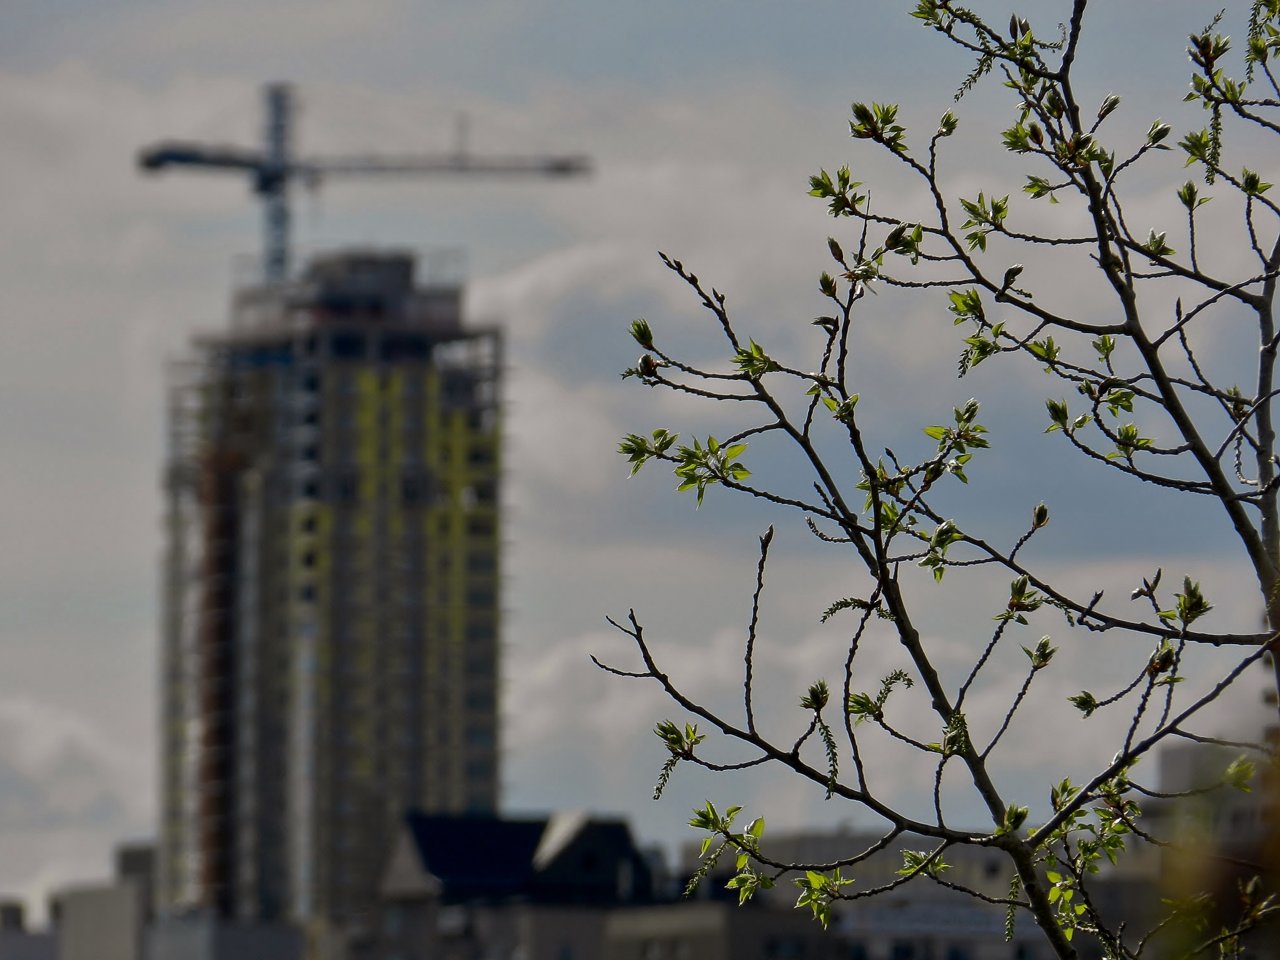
[0,930,56,960]
[604,902,850,960]
[491,905,608,960]
[146,914,303,960]
[158,252,502,930]
[55,885,142,960]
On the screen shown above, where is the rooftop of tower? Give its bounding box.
[222,247,469,342]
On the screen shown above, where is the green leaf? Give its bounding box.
[999,804,1029,835]
[1024,175,1061,202]
[899,849,951,878]
[1028,337,1059,367]
[1140,229,1175,259]
[1173,576,1213,625]
[821,597,874,622]
[733,340,779,379]
[1022,636,1056,670]
[1225,757,1255,793]
[849,101,908,154]
[800,681,830,711]
[1177,180,1211,210]
[832,396,860,422]
[1179,128,1212,166]
[1069,691,1099,718]
[629,318,654,349]
[846,692,879,725]
[1045,398,1069,432]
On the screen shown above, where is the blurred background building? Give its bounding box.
[156,249,502,939]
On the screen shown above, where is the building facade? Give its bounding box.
[157,251,502,931]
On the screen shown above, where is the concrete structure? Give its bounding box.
[0,905,23,932]
[35,842,155,960]
[0,902,54,960]
[0,932,55,960]
[157,250,503,934]
[114,844,156,923]
[147,913,303,960]
[54,884,143,960]
[604,901,846,960]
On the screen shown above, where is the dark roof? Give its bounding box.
[392,811,653,906]
[404,814,547,900]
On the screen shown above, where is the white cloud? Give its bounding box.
[0,701,148,819]
[471,242,641,343]
[0,699,149,924]
[505,365,625,501]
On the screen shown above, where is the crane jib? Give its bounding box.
[137,84,591,285]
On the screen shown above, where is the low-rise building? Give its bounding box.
[146,912,304,960]
[373,810,653,960]
[0,901,54,960]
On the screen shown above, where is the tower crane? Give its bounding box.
[139,83,592,284]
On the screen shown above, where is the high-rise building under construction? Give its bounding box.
[157,250,501,929]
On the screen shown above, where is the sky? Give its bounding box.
[1,0,1276,920]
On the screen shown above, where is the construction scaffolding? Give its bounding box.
[158,250,503,929]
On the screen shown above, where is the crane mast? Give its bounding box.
[139,83,591,284]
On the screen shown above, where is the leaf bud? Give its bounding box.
[827,237,845,264]
[1032,502,1050,528]
[629,318,654,349]
[638,354,658,378]
[1147,120,1172,145]
[1045,89,1065,119]
[1146,644,1175,676]
[1069,691,1099,717]
[1002,804,1029,833]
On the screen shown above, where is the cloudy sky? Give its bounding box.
[2,0,1275,919]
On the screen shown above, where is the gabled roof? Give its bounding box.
[381,810,650,906]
